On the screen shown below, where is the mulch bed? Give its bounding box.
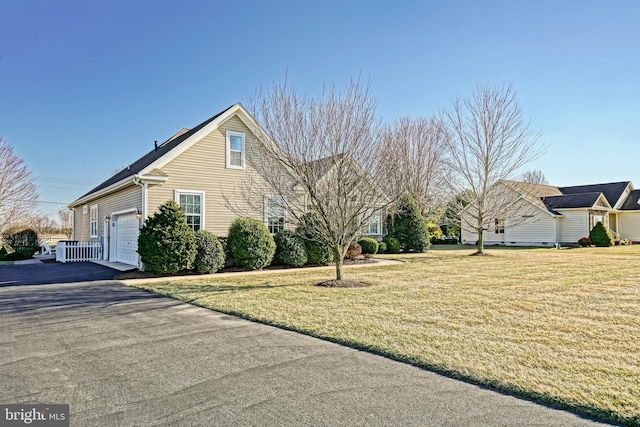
[314,279,372,288]
[114,257,377,280]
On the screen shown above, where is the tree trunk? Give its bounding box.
[334,248,344,280]
[476,229,484,254]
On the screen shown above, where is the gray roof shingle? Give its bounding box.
[558,182,630,208]
[75,105,233,201]
[542,192,605,209]
[619,189,640,210]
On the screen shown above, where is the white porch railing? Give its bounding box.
[56,241,103,263]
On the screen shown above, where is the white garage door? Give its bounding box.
[115,213,140,266]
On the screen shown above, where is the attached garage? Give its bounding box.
[110,212,140,266]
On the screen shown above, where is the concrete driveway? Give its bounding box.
[0,280,611,426]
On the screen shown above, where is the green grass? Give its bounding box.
[133,245,640,425]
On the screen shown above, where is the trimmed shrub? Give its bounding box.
[377,241,387,254]
[227,217,275,270]
[387,194,430,252]
[194,230,225,274]
[346,241,362,259]
[383,236,401,254]
[358,237,379,255]
[274,230,307,267]
[578,237,591,247]
[589,222,613,247]
[2,228,39,252]
[295,212,334,266]
[137,200,197,274]
[306,240,334,265]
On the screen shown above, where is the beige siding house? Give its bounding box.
[461,180,640,246]
[68,103,296,267]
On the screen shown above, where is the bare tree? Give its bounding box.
[25,213,58,240]
[245,78,392,282]
[378,116,450,215]
[58,208,74,239]
[0,138,39,233]
[521,169,548,185]
[444,84,543,255]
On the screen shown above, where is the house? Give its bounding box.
[460,180,640,246]
[68,103,386,268]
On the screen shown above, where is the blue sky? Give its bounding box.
[2,0,639,220]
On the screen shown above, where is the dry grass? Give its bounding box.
[133,245,640,425]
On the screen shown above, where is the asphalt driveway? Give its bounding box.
[0,261,117,286]
[0,280,611,426]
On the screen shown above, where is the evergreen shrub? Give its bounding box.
[194,230,225,274]
[227,217,275,270]
[137,200,197,274]
[274,230,307,267]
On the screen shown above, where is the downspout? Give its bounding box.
[133,175,147,270]
[132,175,147,220]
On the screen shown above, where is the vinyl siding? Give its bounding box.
[556,210,589,243]
[618,212,640,241]
[503,208,556,246]
[147,116,288,236]
[72,185,141,241]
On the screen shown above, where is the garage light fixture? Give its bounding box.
[136,208,142,219]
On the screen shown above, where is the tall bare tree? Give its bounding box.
[58,207,74,239]
[246,78,392,282]
[0,138,38,233]
[521,169,548,185]
[378,116,449,215]
[444,84,543,255]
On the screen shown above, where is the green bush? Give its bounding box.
[1,250,34,261]
[358,237,379,255]
[387,194,430,252]
[346,241,362,259]
[305,240,334,265]
[194,230,225,274]
[589,222,613,247]
[295,212,334,265]
[227,217,276,270]
[274,230,308,267]
[137,200,197,274]
[2,228,39,252]
[383,236,401,254]
[377,241,387,254]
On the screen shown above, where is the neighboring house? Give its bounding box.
[68,103,386,268]
[461,180,640,246]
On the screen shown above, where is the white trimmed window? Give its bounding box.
[362,209,381,235]
[175,191,204,232]
[89,204,98,238]
[494,217,505,234]
[226,131,245,169]
[265,195,286,234]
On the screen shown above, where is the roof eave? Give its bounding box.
[68,176,136,208]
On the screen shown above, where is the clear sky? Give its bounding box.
[2,0,639,220]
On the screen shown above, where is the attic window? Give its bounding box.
[226,131,245,169]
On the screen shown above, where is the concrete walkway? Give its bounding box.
[121,258,404,286]
[0,280,610,426]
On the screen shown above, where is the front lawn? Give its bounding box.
[133,245,640,425]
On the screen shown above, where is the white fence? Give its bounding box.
[56,241,103,263]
